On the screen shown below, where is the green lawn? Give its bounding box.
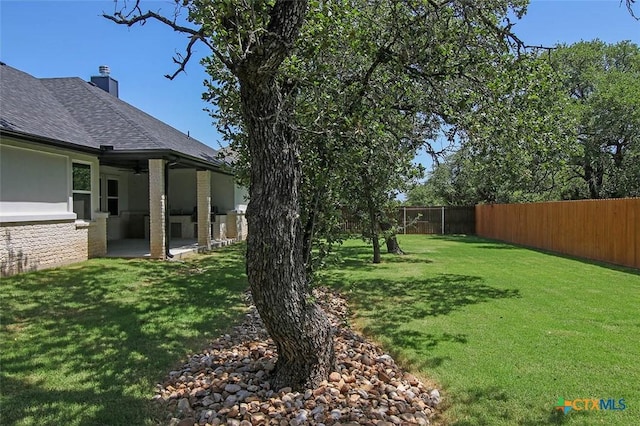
[3,236,638,426]
[0,245,248,426]
[320,235,640,426]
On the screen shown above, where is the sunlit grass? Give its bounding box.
[1,245,248,425]
[4,236,638,425]
[321,235,640,426]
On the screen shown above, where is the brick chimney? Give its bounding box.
[90,65,119,97]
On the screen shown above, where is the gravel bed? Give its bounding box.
[155,287,440,425]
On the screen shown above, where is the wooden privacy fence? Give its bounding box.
[476,198,640,269]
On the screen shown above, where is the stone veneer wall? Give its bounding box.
[213,214,227,240]
[87,214,108,258]
[225,212,248,241]
[1,220,88,276]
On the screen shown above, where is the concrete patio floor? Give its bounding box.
[105,238,200,259]
[106,238,237,259]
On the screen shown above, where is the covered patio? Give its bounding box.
[105,237,236,259]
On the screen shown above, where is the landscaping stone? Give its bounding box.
[154,287,440,425]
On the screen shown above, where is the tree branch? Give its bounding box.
[103,1,234,77]
[622,0,639,19]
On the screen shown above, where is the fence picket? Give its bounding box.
[476,198,640,269]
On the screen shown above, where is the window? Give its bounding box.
[107,178,119,216]
[72,163,91,220]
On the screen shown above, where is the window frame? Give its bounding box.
[104,177,119,217]
[71,161,92,220]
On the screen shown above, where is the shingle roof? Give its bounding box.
[0,64,99,149]
[0,63,222,168]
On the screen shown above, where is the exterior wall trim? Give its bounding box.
[0,213,78,223]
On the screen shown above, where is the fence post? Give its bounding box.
[441,206,445,235]
[403,207,407,234]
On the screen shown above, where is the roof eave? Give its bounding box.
[100,149,234,175]
[0,128,101,155]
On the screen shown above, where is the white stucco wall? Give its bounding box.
[234,183,249,213]
[211,172,235,213]
[0,138,100,222]
[169,169,246,214]
[0,139,108,275]
[169,168,197,213]
[100,166,130,240]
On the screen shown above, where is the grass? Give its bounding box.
[2,235,638,425]
[319,235,640,426]
[0,244,248,426]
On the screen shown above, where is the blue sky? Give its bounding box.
[1,1,639,165]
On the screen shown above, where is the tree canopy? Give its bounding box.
[552,40,640,199]
[408,39,640,205]
[103,0,633,389]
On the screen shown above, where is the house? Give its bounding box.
[0,63,247,276]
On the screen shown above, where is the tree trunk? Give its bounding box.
[372,233,382,263]
[386,234,405,255]
[584,159,604,199]
[380,222,404,255]
[240,81,334,392]
[235,0,334,391]
[369,204,381,264]
[302,192,320,273]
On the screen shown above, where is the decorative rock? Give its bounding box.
[250,412,266,425]
[236,390,251,401]
[200,396,215,407]
[225,383,242,393]
[223,394,237,407]
[177,418,195,426]
[290,408,308,425]
[329,372,341,382]
[389,414,402,424]
[430,388,441,406]
[153,287,437,425]
[176,398,193,418]
[227,405,239,417]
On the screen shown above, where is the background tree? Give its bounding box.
[551,40,640,199]
[407,49,578,205]
[406,151,481,206]
[411,40,640,204]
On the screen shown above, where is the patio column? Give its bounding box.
[197,170,212,250]
[148,159,166,259]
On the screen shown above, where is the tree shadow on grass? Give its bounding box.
[329,244,434,273]
[328,273,520,321]
[0,244,249,425]
[446,387,566,426]
[323,270,520,374]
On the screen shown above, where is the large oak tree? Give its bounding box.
[108,0,336,390]
[106,0,567,389]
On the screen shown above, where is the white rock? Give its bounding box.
[430,389,441,406]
